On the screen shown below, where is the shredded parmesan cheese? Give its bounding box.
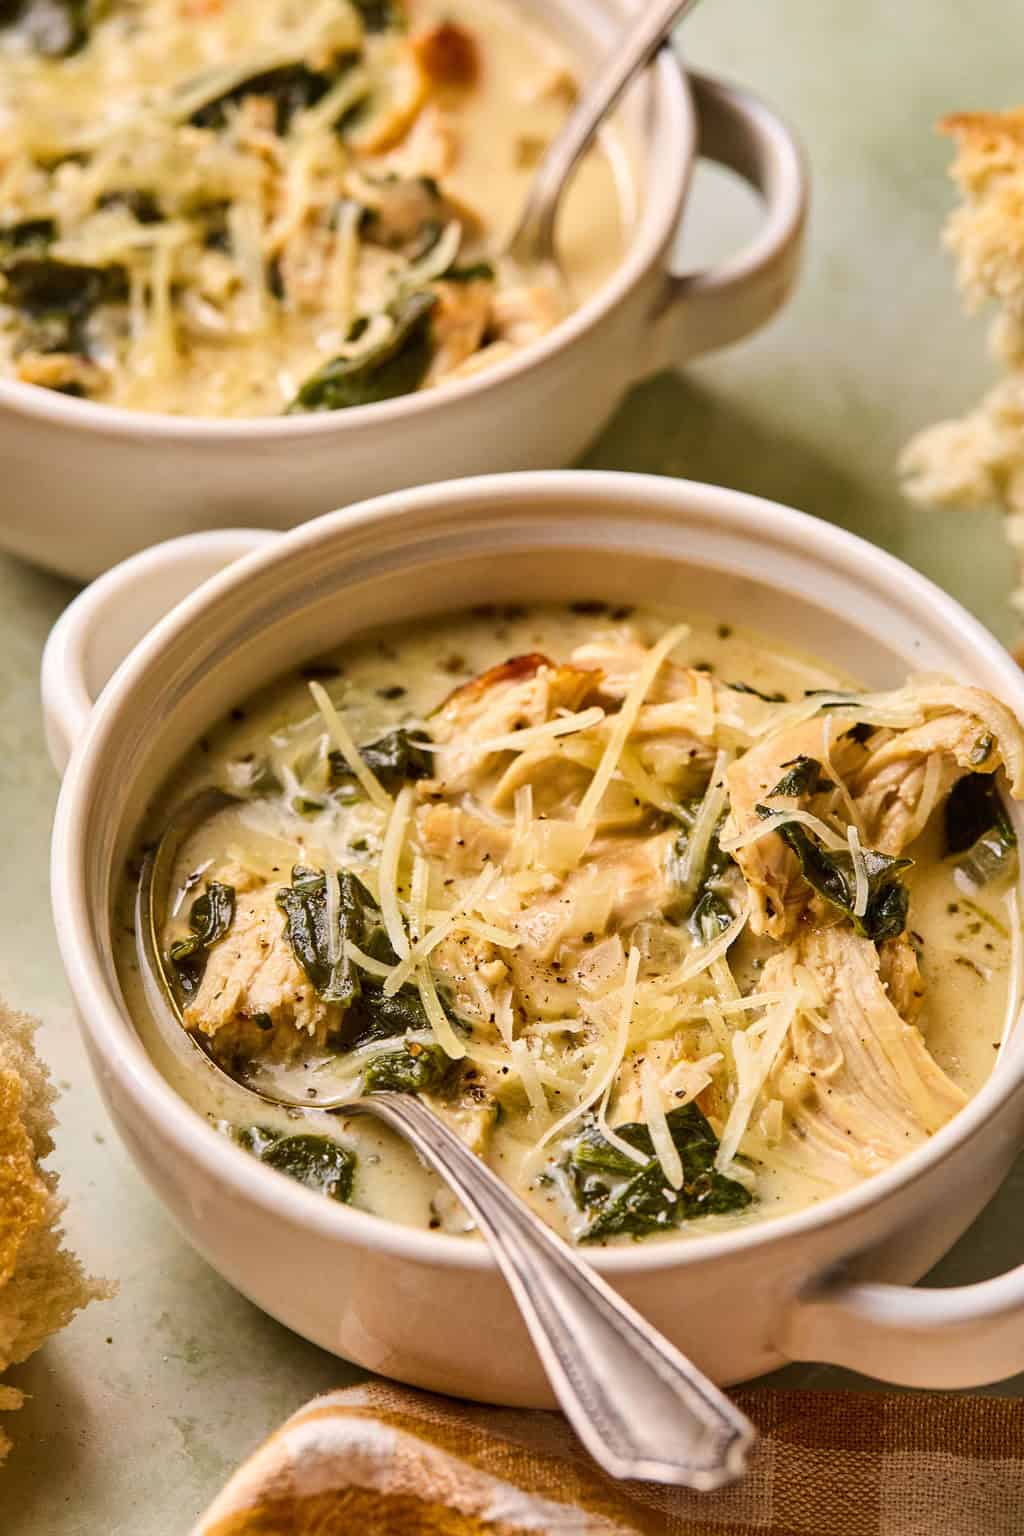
[378,784,414,960]
[471,706,606,758]
[678,749,729,899]
[847,825,869,919]
[526,947,642,1172]
[575,624,690,826]
[640,1059,683,1188]
[721,808,850,856]
[716,996,799,1171]
[308,682,392,812]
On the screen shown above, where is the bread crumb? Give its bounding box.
[0,1001,113,1464]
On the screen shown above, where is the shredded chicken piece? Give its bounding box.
[765,928,965,1181]
[490,283,563,347]
[851,698,1016,851]
[415,802,511,875]
[184,884,336,1061]
[877,933,926,1025]
[431,929,509,1031]
[426,277,493,382]
[726,687,1023,936]
[429,653,601,793]
[724,718,864,938]
[425,1075,498,1157]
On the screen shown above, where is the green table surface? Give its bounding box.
[4,3,1024,1530]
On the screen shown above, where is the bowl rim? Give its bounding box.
[51,469,1024,1276]
[0,37,691,443]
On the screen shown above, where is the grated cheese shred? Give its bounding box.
[575,624,690,827]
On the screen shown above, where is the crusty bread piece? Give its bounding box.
[0,1001,112,1463]
[939,111,1024,319]
[902,109,1024,634]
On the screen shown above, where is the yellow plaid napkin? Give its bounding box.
[192,1379,1024,1535]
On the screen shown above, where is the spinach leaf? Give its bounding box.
[444,261,495,284]
[286,290,436,413]
[341,987,435,1048]
[233,1124,282,1157]
[275,865,446,1046]
[757,812,911,940]
[168,881,236,997]
[687,887,734,943]
[328,727,433,794]
[0,218,56,262]
[666,798,735,936]
[352,0,405,31]
[755,760,911,941]
[567,1104,752,1243]
[260,1134,356,1202]
[1,255,127,355]
[96,188,163,224]
[726,680,787,703]
[225,754,282,797]
[276,867,383,1006]
[190,64,335,133]
[363,1041,456,1093]
[0,0,90,56]
[945,774,1018,889]
[764,755,832,799]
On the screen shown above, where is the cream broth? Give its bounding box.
[0,0,627,416]
[115,604,1020,1244]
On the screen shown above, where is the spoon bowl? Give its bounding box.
[504,0,704,273]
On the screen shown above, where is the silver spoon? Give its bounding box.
[138,789,755,1491]
[505,0,704,272]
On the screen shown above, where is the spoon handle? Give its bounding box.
[358,1091,755,1490]
[507,0,704,260]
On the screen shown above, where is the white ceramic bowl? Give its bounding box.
[0,0,807,583]
[44,470,1024,1406]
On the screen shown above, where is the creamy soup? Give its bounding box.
[116,605,1024,1244]
[0,0,627,415]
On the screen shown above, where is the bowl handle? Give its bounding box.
[648,71,808,369]
[41,529,275,776]
[780,1263,1024,1390]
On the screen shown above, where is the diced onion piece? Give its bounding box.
[510,1038,548,1115]
[575,624,690,827]
[641,1059,683,1189]
[308,682,392,812]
